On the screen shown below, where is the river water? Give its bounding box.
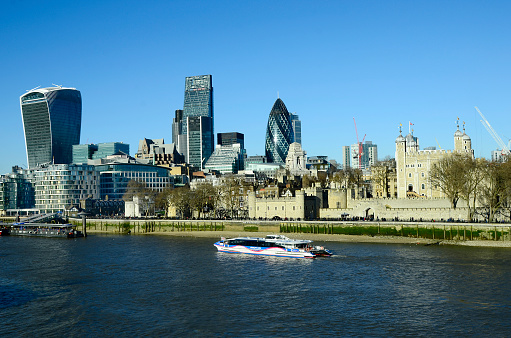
[1,234,510,337]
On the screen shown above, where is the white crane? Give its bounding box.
[475,106,510,155]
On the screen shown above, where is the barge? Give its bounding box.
[9,223,84,238]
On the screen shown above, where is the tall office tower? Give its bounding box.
[218,132,244,149]
[290,113,302,145]
[181,75,213,162]
[351,141,378,169]
[187,116,213,170]
[20,86,82,168]
[265,98,295,164]
[172,109,183,148]
[341,145,351,169]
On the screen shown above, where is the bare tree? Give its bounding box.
[477,160,507,222]
[429,153,467,209]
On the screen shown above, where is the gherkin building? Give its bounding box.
[265,98,295,164]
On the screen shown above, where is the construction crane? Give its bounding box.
[475,106,510,155]
[352,117,366,169]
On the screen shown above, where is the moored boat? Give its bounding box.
[9,223,84,238]
[0,227,9,236]
[214,234,332,258]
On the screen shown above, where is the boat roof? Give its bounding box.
[11,223,76,228]
[223,236,312,244]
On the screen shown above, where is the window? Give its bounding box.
[408,173,412,178]
[421,184,425,189]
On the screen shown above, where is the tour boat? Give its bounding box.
[214,234,332,258]
[9,223,84,238]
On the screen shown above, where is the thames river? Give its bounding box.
[1,234,510,337]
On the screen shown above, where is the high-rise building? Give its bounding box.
[180,75,214,162]
[172,109,183,147]
[265,98,295,164]
[218,132,244,149]
[351,141,378,170]
[290,113,302,145]
[341,145,351,169]
[187,116,213,170]
[20,86,82,168]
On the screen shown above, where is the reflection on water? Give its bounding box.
[1,235,511,336]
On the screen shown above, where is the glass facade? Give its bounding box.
[95,163,175,200]
[218,132,244,149]
[181,75,214,163]
[187,116,213,170]
[290,113,302,145]
[20,87,82,168]
[205,143,245,174]
[265,98,295,164]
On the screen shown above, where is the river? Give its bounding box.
[1,234,510,337]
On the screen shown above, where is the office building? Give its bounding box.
[351,141,378,170]
[172,109,184,146]
[179,75,214,161]
[73,142,129,164]
[341,145,351,169]
[290,113,302,145]
[218,132,244,149]
[265,98,295,164]
[205,143,246,174]
[20,86,82,168]
[187,116,214,170]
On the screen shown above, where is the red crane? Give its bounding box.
[353,117,366,169]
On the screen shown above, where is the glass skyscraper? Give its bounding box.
[180,75,214,163]
[265,98,295,164]
[290,113,302,145]
[20,86,82,168]
[187,116,213,170]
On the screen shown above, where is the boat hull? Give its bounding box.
[214,242,315,259]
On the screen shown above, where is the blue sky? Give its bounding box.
[1,0,510,174]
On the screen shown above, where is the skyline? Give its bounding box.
[1,1,511,174]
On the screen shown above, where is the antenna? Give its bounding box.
[277,91,279,99]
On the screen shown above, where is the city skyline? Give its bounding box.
[1,1,511,174]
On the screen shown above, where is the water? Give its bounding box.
[1,235,510,337]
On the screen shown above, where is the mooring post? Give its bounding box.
[78,211,87,237]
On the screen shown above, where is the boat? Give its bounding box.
[8,223,84,238]
[0,227,9,236]
[214,234,332,258]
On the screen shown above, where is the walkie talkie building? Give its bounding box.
[265,98,295,164]
[20,86,82,168]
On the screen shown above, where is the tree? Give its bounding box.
[190,182,218,219]
[477,160,508,222]
[429,153,468,209]
[459,157,484,222]
[371,158,396,198]
[123,179,155,216]
[168,186,192,219]
[155,187,173,217]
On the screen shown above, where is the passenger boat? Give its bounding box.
[0,227,9,236]
[214,234,332,258]
[9,223,84,238]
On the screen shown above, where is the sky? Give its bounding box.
[1,0,511,174]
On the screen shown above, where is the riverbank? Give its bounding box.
[86,228,511,247]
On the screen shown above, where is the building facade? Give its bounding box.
[73,142,129,164]
[350,141,378,170]
[265,98,295,164]
[395,123,474,198]
[205,143,246,174]
[290,113,302,145]
[179,75,214,162]
[218,132,244,149]
[20,86,82,168]
[187,116,214,170]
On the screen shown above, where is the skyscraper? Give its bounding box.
[187,116,213,170]
[20,86,82,168]
[180,75,214,162]
[218,132,244,149]
[290,113,302,145]
[265,98,295,164]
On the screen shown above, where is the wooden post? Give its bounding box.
[432,225,435,240]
